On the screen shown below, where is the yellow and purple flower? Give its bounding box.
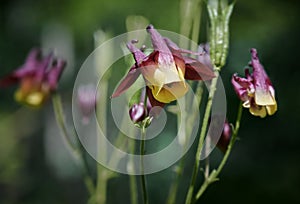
[112,25,215,107]
[231,48,277,118]
[0,48,66,107]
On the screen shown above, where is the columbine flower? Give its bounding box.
[0,48,66,107]
[231,48,277,118]
[77,84,97,124]
[112,25,214,107]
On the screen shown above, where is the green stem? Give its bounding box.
[166,158,184,204]
[191,0,203,51]
[185,70,220,204]
[107,132,128,171]
[204,136,211,179]
[95,169,108,204]
[52,93,77,152]
[129,137,138,204]
[166,82,204,204]
[167,0,204,200]
[140,126,148,204]
[52,93,95,196]
[195,102,243,201]
[95,74,109,204]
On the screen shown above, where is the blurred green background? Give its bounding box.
[1,0,300,203]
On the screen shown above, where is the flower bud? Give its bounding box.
[129,103,147,123]
[217,121,232,153]
[77,84,97,124]
[207,0,234,68]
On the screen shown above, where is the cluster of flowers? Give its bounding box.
[111,25,278,151]
[0,25,277,151]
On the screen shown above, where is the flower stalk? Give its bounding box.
[129,137,138,204]
[94,29,113,204]
[52,93,95,197]
[140,125,148,204]
[195,101,243,201]
[185,2,234,203]
[184,70,220,204]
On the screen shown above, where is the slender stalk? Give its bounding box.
[166,158,184,204]
[96,170,107,204]
[94,30,112,204]
[185,70,220,204]
[95,78,108,204]
[166,1,204,203]
[204,135,211,179]
[166,82,204,204]
[52,93,95,196]
[129,137,138,204]
[191,0,203,51]
[140,126,148,204]
[195,102,243,201]
[107,135,128,171]
[52,93,77,153]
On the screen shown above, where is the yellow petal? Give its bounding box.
[266,102,277,115]
[150,81,188,103]
[177,66,186,88]
[15,90,47,107]
[26,92,46,107]
[142,64,165,88]
[255,89,276,106]
[249,104,267,118]
[142,63,183,88]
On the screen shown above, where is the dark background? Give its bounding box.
[0,0,300,203]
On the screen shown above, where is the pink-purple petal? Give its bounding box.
[184,58,215,81]
[146,25,175,66]
[250,48,276,106]
[198,43,213,69]
[34,52,54,83]
[111,67,141,98]
[47,59,66,91]
[126,42,147,65]
[13,48,43,78]
[164,38,203,56]
[231,74,252,102]
[250,49,271,95]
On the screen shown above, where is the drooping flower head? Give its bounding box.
[0,48,66,107]
[231,48,277,118]
[112,25,215,107]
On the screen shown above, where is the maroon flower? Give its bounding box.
[112,25,215,107]
[0,48,66,107]
[231,48,277,118]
